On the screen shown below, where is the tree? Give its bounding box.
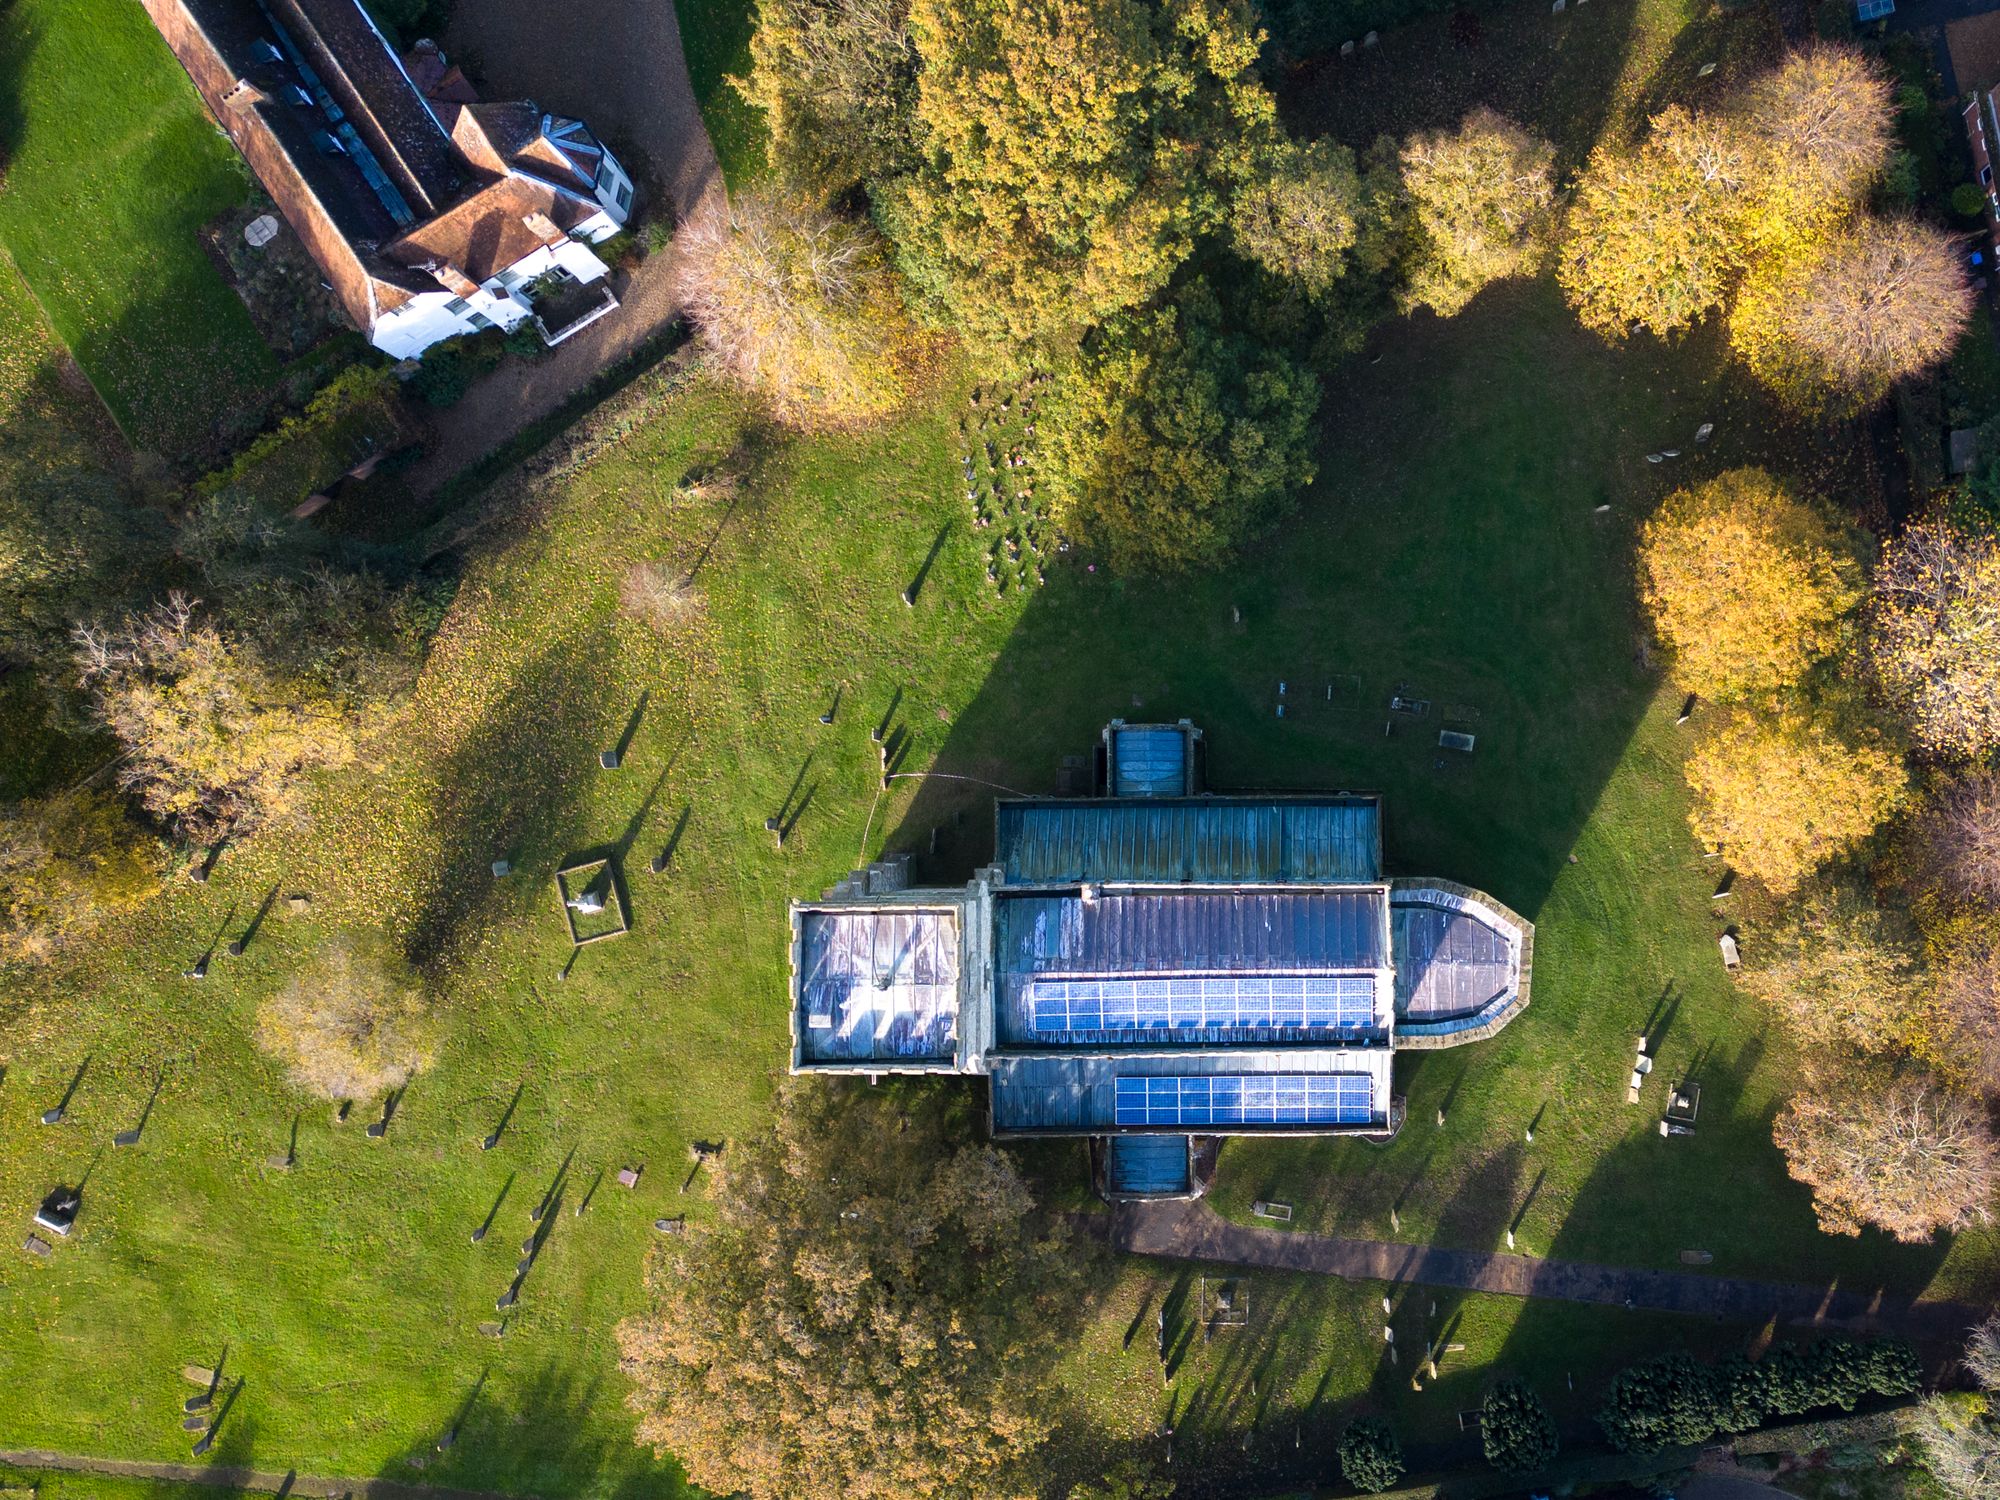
[1337,1417,1404,1492]
[1229,137,1362,298]
[1394,108,1556,317]
[1774,1056,1999,1242]
[674,192,912,428]
[1041,276,1319,574]
[71,593,359,844]
[1597,1354,1719,1454]
[1636,468,1865,699]
[1934,930,2000,1098]
[0,786,167,965]
[1868,522,2000,760]
[1907,770,2000,911]
[1733,46,1894,248]
[1684,703,1907,896]
[1480,1378,1559,1474]
[1560,106,1749,340]
[741,0,919,189]
[617,1078,1096,1500]
[1711,1354,1769,1434]
[1917,1318,2000,1499]
[1730,220,1973,409]
[1741,882,1928,1051]
[880,0,1273,346]
[255,935,438,1102]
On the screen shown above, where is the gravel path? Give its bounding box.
[404,0,727,495]
[1113,1198,1985,1342]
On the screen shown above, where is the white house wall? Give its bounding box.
[370,235,614,359]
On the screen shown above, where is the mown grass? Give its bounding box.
[0,0,278,461]
[666,0,766,186]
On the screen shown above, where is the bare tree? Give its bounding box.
[1736,219,1974,407]
[1736,46,1896,208]
[1870,523,2000,759]
[1917,1317,2000,1499]
[1774,1057,1999,1242]
[1914,771,2000,909]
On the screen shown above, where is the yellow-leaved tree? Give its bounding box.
[1868,521,2000,760]
[881,0,1274,347]
[1684,702,1908,895]
[1636,468,1866,699]
[256,934,438,1103]
[673,190,914,428]
[1394,107,1556,317]
[1730,219,1972,410]
[1732,45,1895,253]
[1559,106,1749,340]
[1740,882,1929,1051]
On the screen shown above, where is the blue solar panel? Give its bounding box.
[1030,975,1376,1034]
[1113,1074,1373,1127]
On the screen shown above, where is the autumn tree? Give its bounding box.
[1684,703,1907,895]
[880,0,1273,346]
[674,191,912,427]
[1935,933,2000,1098]
[1731,220,1972,408]
[741,0,919,189]
[1393,108,1556,317]
[256,935,438,1102]
[1636,469,1866,699]
[1230,136,1362,298]
[1916,1320,2000,1499]
[1774,1056,1998,1242]
[1908,770,2000,911]
[617,1078,1097,1500]
[71,593,359,844]
[1733,46,1895,249]
[1868,522,2000,760]
[0,786,167,965]
[1040,276,1320,574]
[1741,882,1928,1051]
[1561,106,1749,340]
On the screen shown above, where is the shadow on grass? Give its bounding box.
[401,633,621,973]
[383,1360,689,1499]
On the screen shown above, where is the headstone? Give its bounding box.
[243,213,281,247]
[39,1108,62,1126]
[1697,61,1717,77]
[365,1120,386,1139]
[115,1128,141,1148]
[1551,0,1564,11]
[227,940,245,958]
[496,1288,518,1311]
[617,1167,641,1188]
[599,750,621,770]
[266,1152,294,1171]
[287,892,311,914]
[1646,452,1664,464]
[185,957,209,980]
[653,1216,685,1234]
[1694,422,1714,445]
[23,1234,51,1258]
[1362,29,1379,45]
[183,1416,208,1432]
[1679,1249,1714,1265]
[478,1321,506,1338]
[491,860,511,878]
[185,1393,212,1413]
[1340,39,1355,57]
[182,1366,216,1386]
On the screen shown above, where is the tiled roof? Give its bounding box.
[383,173,592,283]
[996,797,1383,885]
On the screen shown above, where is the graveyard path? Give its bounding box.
[1110,1198,1986,1343]
[0,1448,526,1500]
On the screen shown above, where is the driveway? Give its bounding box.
[403,0,727,496]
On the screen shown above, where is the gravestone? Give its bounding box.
[243,214,280,248]
[115,1128,141,1148]
[185,957,209,980]
[617,1167,641,1188]
[39,1108,63,1126]
[1340,39,1355,56]
[183,1416,208,1432]
[491,860,512,878]
[653,1216,686,1234]
[287,893,311,913]
[1362,29,1378,44]
[478,1321,506,1338]
[22,1234,51,1258]
[34,1186,80,1237]
[599,750,621,770]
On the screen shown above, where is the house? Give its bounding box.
[788,720,1533,1200]
[1965,90,2000,259]
[141,0,636,358]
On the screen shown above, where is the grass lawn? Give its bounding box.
[1,2,1991,1496]
[666,0,766,186]
[0,0,279,461]
[3,277,1991,1495]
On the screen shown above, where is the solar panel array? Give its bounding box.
[1029,974,1377,1035]
[1113,1073,1374,1127]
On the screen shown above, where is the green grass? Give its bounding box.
[4,279,1991,1497]
[667,0,766,186]
[0,0,279,460]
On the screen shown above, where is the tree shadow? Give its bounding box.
[399,632,617,972]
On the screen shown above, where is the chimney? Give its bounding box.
[423,261,480,297]
[522,211,564,246]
